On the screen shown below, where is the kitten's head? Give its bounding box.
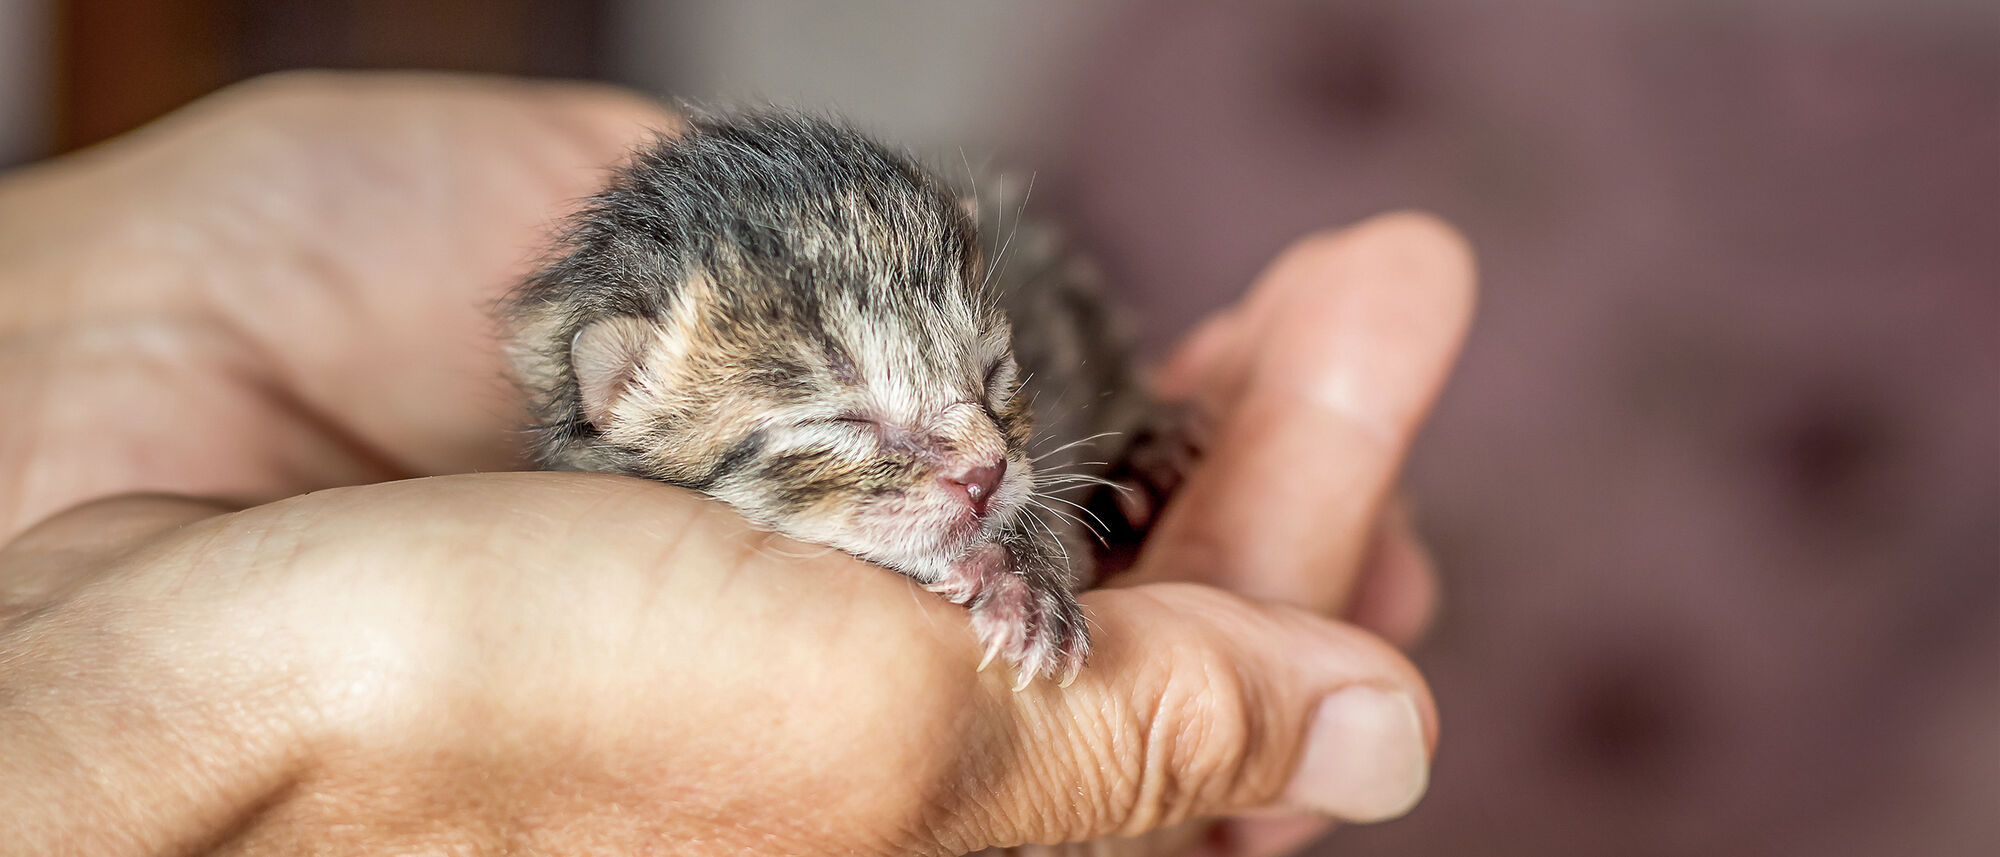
[518,113,1033,576]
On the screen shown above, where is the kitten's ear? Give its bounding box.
[571,316,652,428]
[959,196,981,227]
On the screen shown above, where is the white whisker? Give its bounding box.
[1028,497,1109,549]
[959,147,980,222]
[1034,460,1114,474]
[1022,504,1076,565]
[1032,431,1123,461]
[1036,492,1113,536]
[1034,475,1136,496]
[978,172,1037,298]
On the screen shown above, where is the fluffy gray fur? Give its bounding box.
[507,111,1179,686]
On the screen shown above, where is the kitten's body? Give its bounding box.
[507,112,1177,685]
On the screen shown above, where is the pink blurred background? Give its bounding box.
[3,1,1993,854]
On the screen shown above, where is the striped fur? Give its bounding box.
[507,111,1173,684]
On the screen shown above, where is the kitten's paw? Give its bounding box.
[1111,406,1208,531]
[1086,407,1209,574]
[924,554,988,606]
[969,565,1090,690]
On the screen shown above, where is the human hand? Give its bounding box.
[1084,213,1475,857]
[0,74,1471,856]
[0,71,671,536]
[2,468,1437,855]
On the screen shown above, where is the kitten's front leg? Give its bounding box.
[928,526,1089,688]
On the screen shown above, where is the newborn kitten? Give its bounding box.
[506,111,1182,686]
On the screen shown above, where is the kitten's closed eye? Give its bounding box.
[803,414,875,429]
[984,358,1018,406]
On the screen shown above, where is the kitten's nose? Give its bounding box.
[943,459,1007,516]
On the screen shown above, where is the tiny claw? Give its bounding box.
[958,539,1091,689]
[1058,657,1083,688]
[1012,668,1036,693]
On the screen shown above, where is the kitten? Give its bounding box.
[506,111,1184,686]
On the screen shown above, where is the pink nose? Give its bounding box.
[943,459,1007,516]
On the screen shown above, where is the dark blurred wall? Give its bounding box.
[54,0,606,151]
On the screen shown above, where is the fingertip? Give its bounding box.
[1349,209,1478,338]
[1268,211,1477,347]
[976,585,1436,834]
[1349,210,1476,278]
[1280,684,1431,823]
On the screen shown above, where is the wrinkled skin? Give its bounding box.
[0,74,1473,856]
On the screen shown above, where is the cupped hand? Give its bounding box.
[1095,213,1473,857]
[0,73,1473,856]
[3,473,1431,856]
[0,72,670,535]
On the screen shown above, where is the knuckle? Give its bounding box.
[1115,628,1262,834]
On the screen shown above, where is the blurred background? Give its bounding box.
[4,0,1994,854]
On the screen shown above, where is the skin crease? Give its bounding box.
[0,73,1473,856]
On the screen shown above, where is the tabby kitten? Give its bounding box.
[507,112,1184,686]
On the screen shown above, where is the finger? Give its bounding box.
[183,73,683,475]
[0,494,233,609]
[941,583,1438,852]
[1343,496,1440,648]
[1128,213,1474,613]
[1152,306,1249,416]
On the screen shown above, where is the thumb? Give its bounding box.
[942,583,1436,852]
